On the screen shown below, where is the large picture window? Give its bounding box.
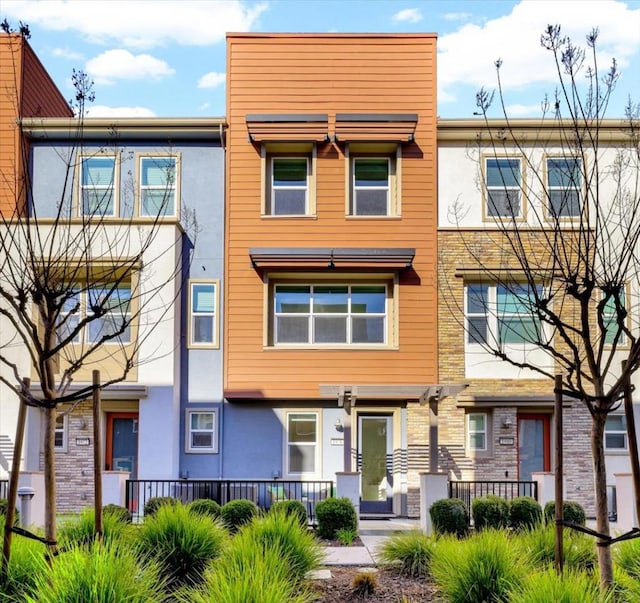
[286,412,318,475]
[273,284,387,345]
[80,156,117,216]
[546,157,582,218]
[485,157,522,218]
[139,156,177,217]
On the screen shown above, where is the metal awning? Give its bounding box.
[250,247,415,269]
[334,113,418,142]
[246,113,329,142]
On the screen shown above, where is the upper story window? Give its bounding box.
[139,156,178,217]
[605,415,627,450]
[602,288,627,347]
[80,156,117,217]
[485,157,522,219]
[352,158,390,215]
[268,156,309,215]
[273,283,387,346]
[546,157,582,218]
[188,280,218,348]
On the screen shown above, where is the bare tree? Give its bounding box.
[0,27,192,559]
[443,25,640,588]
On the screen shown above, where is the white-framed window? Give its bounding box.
[273,283,387,346]
[467,413,487,451]
[139,155,178,217]
[268,156,309,215]
[188,280,218,348]
[54,413,67,451]
[546,157,582,218]
[465,282,542,347]
[57,289,81,343]
[351,157,391,216]
[185,409,218,453]
[485,157,522,218]
[602,288,627,346]
[80,155,117,217]
[286,411,319,476]
[605,415,627,451]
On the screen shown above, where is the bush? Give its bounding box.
[315,497,357,540]
[59,507,131,548]
[429,498,468,537]
[221,499,259,533]
[103,503,132,524]
[543,501,586,526]
[143,495,179,517]
[0,498,19,525]
[509,496,542,531]
[472,494,510,531]
[188,498,221,519]
[270,499,307,526]
[378,530,436,578]
[136,503,227,591]
[518,524,596,572]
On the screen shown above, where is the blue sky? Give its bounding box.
[2,0,639,119]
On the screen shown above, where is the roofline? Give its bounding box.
[20,117,226,141]
[227,32,437,39]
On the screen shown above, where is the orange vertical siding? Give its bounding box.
[225,34,438,399]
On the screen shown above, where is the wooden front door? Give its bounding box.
[105,412,139,478]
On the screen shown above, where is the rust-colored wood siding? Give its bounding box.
[0,35,71,215]
[225,34,438,399]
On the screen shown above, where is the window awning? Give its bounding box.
[334,113,418,142]
[249,247,415,269]
[246,114,329,142]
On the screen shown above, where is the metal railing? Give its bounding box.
[449,480,538,520]
[125,479,334,523]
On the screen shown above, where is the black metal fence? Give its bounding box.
[125,479,334,523]
[449,480,538,521]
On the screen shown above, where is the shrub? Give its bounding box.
[430,529,527,603]
[514,567,606,603]
[518,524,596,572]
[24,541,165,603]
[0,498,19,525]
[103,503,132,524]
[315,497,357,540]
[59,507,131,548]
[270,499,307,526]
[429,498,468,537]
[472,494,510,531]
[188,498,221,519]
[378,530,436,578]
[221,499,259,533]
[543,501,586,526]
[509,496,542,531]
[336,527,358,546]
[136,503,227,591]
[143,496,179,517]
[352,571,378,597]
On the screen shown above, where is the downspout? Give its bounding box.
[218,120,225,479]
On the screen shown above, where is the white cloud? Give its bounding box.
[51,47,84,61]
[438,0,640,100]
[198,102,211,111]
[1,0,267,48]
[442,12,471,21]
[393,8,422,23]
[85,105,156,118]
[198,72,226,89]
[504,103,546,117]
[86,50,174,85]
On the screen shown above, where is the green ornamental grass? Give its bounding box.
[58,506,132,548]
[613,535,640,579]
[513,567,608,603]
[378,530,436,578]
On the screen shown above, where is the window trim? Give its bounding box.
[605,414,628,452]
[185,408,218,454]
[284,410,320,478]
[77,153,120,218]
[482,155,525,221]
[544,155,583,220]
[136,153,181,219]
[467,412,488,452]
[54,413,68,452]
[188,279,219,349]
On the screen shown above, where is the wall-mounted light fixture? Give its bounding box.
[502,418,513,430]
[334,418,343,432]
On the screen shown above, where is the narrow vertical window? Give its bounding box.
[54,414,66,450]
[547,157,582,217]
[269,157,309,215]
[81,156,116,216]
[352,158,390,215]
[189,281,218,347]
[140,156,177,217]
[602,289,626,346]
[466,284,489,344]
[485,157,521,218]
[287,412,318,475]
[468,413,487,451]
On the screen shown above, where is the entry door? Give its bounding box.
[105,413,139,478]
[517,414,550,481]
[358,415,393,514]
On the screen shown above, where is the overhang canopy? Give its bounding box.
[334,113,418,142]
[246,113,329,142]
[249,247,415,269]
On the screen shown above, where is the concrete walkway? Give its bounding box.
[322,518,420,566]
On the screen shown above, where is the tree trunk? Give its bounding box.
[43,406,58,557]
[591,411,613,589]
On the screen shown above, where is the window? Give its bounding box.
[54,414,67,450]
[268,157,308,215]
[485,157,522,218]
[352,158,390,215]
[186,409,218,453]
[602,289,627,346]
[273,284,387,345]
[605,415,627,450]
[468,413,487,451]
[546,157,582,218]
[139,156,177,217]
[80,156,117,216]
[188,280,218,347]
[465,283,542,346]
[286,412,318,475]
[57,289,81,343]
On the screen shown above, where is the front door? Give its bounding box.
[518,414,551,481]
[105,412,139,478]
[358,415,393,514]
